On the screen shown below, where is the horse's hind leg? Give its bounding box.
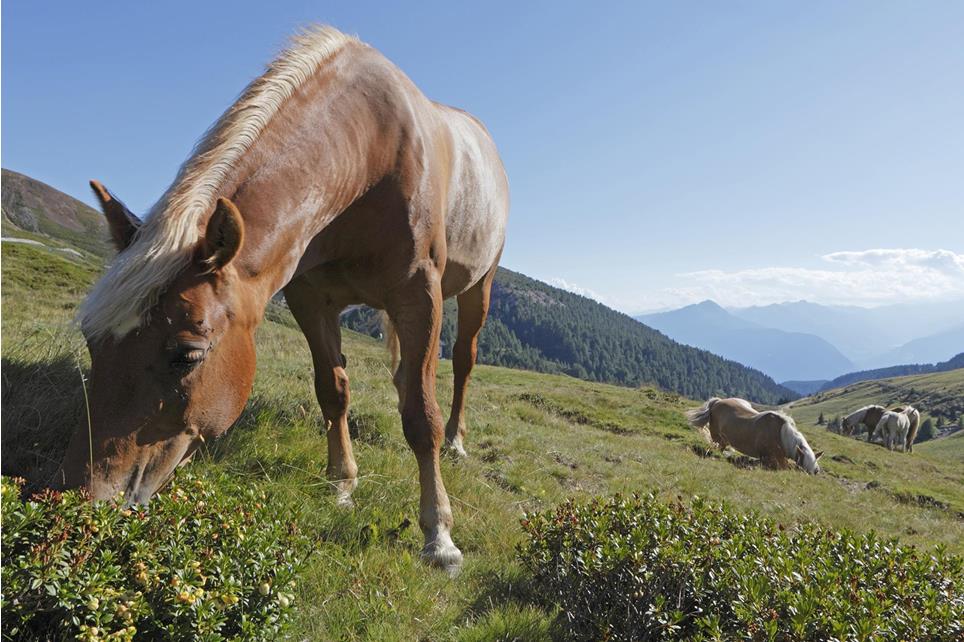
[388,266,462,573]
[284,279,357,507]
[445,264,497,457]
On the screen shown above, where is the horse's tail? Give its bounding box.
[686,397,721,428]
[381,312,399,373]
[904,407,921,452]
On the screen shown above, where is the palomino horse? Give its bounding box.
[844,404,920,451]
[687,398,823,473]
[55,27,509,572]
[875,410,911,451]
[841,405,886,437]
[873,406,920,452]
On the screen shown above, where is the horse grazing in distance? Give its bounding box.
[875,410,911,451]
[901,406,922,452]
[687,397,823,474]
[841,405,886,437]
[55,26,509,573]
[873,406,921,452]
[845,404,921,451]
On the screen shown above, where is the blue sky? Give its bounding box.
[4,1,963,312]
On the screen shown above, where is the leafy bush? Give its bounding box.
[1,473,311,641]
[519,493,963,641]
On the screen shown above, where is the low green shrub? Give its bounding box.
[1,473,311,641]
[519,493,963,641]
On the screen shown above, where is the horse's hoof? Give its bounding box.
[444,437,468,460]
[331,476,357,508]
[421,533,463,576]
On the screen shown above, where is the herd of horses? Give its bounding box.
[685,397,922,476]
[48,26,925,574]
[842,404,922,452]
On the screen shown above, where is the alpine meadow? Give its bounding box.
[2,170,962,640]
[3,6,964,641]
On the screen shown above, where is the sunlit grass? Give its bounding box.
[3,240,963,640]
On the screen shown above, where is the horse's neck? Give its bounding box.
[223,58,416,305]
[778,422,796,456]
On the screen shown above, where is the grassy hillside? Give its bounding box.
[1,168,113,259]
[3,237,963,639]
[817,352,964,392]
[792,369,964,432]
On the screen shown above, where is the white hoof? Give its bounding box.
[330,476,357,508]
[421,530,463,576]
[445,437,468,459]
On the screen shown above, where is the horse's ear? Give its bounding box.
[814,450,824,460]
[90,180,140,251]
[202,197,244,271]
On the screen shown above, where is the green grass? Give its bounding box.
[791,369,964,430]
[3,240,963,640]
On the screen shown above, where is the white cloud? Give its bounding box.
[637,248,964,311]
[547,277,609,304]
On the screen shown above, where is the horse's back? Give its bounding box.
[714,398,758,422]
[713,399,777,456]
[437,105,509,296]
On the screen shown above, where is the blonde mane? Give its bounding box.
[79,26,357,340]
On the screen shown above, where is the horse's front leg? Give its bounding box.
[388,266,463,574]
[285,280,357,507]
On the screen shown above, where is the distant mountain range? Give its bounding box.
[1,168,796,404]
[638,298,964,385]
[730,300,964,368]
[638,301,853,383]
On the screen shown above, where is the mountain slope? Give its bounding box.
[791,368,964,441]
[781,380,829,396]
[818,352,964,392]
[639,300,853,382]
[1,168,112,259]
[345,273,797,403]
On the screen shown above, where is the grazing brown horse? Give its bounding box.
[55,27,509,572]
[841,405,887,437]
[687,398,823,473]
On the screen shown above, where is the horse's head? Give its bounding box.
[795,445,824,474]
[56,182,259,504]
[840,415,856,434]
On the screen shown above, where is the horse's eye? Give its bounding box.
[171,346,206,370]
